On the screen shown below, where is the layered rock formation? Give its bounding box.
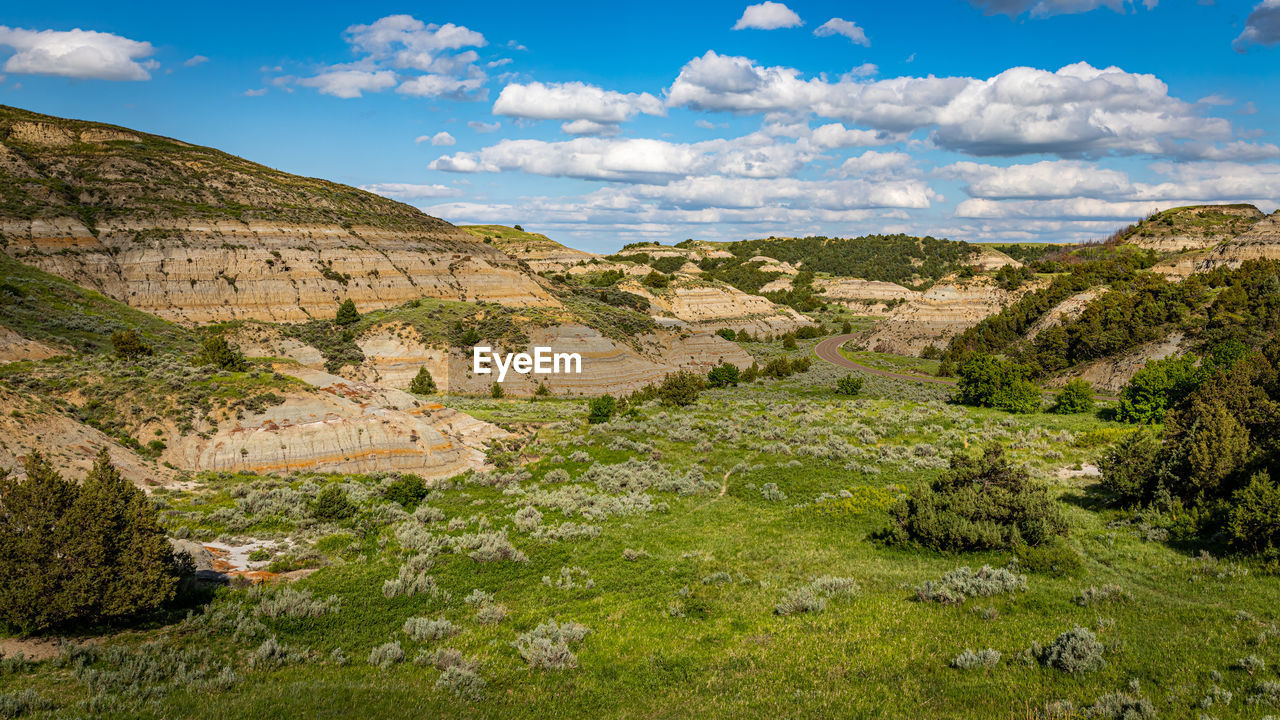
[170,370,505,479]
[622,279,813,336]
[1124,204,1264,252]
[236,320,752,398]
[0,107,555,323]
[0,325,61,362]
[1049,332,1186,393]
[813,278,919,314]
[860,276,1038,356]
[1024,289,1102,341]
[1195,210,1280,270]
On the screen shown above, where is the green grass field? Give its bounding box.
[2,354,1278,719]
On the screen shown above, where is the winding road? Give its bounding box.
[812,334,1118,401]
[813,334,956,385]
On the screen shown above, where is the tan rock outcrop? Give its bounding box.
[860,276,1039,356]
[1195,210,1280,270]
[623,279,812,336]
[2,217,558,323]
[1024,289,1102,341]
[1050,332,1186,393]
[169,375,503,479]
[813,278,919,314]
[1125,204,1264,252]
[0,325,62,361]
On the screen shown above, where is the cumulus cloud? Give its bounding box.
[1234,0,1280,51]
[299,68,397,98]
[468,120,501,133]
[814,18,870,45]
[183,55,208,67]
[493,81,665,130]
[359,182,463,199]
[427,130,842,183]
[810,123,899,149]
[299,15,489,100]
[969,0,1157,18]
[948,160,1280,221]
[417,131,455,146]
[667,53,1268,159]
[733,2,803,30]
[838,151,913,177]
[0,26,156,81]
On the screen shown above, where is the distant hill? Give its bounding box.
[0,105,554,322]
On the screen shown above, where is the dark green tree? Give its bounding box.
[1050,379,1095,414]
[110,329,153,359]
[658,370,706,407]
[0,453,78,632]
[335,299,360,326]
[706,363,740,388]
[312,485,356,521]
[1228,473,1280,553]
[59,449,177,622]
[196,335,248,372]
[587,395,616,424]
[1116,355,1200,424]
[884,444,1067,552]
[384,474,428,510]
[642,271,669,288]
[407,366,437,395]
[836,374,864,396]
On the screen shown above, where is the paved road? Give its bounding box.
[811,334,1119,401]
[813,334,957,385]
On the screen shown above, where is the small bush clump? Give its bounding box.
[368,641,405,670]
[950,648,1001,671]
[513,619,591,671]
[403,616,457,643]
[914,565,1027,604]
[1074,584,1133,607]
[1040,626,1106,674]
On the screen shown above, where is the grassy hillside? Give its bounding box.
[0,252,192,353]
[0,105,465,233]
[4,351,1279,718]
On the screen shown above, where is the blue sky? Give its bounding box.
[2,0,1278,252]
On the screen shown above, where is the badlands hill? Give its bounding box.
[938,204,1280,391]
[0,105,554,322]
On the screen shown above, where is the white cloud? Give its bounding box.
[420,131,455,146]
[1234,0,1280,51]
[243,88,268,97]
[667,53,1270,159]
[493,81,665,127]
[733,2,803,30]
[969,0,1157,19]
[299,68,397,98]
[943,160,1134,198]
[0,26,156,81]
[561,119,618,136]
[814,18,870,46]
[838,151,913,177]
[429,132,824,183]
[396,73,484,98]
[468,120,501,133]
[183,55,208,67]
[846,63,878,78]
[948,160,1280,220]
[359,182,463,199]
[299,15,489,100]
[811,123,897,148]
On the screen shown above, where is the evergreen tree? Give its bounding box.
[0,450,177,632]
[335,298,360,326]
[0,453,78,632]
[706,363,740,388]
[587,396,616,424]
[408,366,437,395]
[59,449,177,622]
